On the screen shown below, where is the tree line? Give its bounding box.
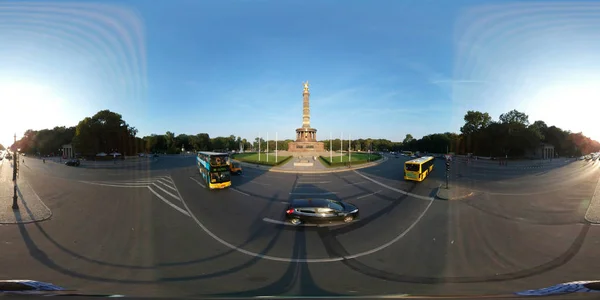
[402,109,600,157]
[10,108,600,158]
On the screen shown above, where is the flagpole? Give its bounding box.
[340,132,343,162]
[276,132,278,162]
[258,132,261,161]
[267,132,269,162]
[330,132,332,162]
[349,133,352,163]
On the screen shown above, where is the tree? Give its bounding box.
[403,134,414,144]
[499,109,529,126]
[72,110,137,156]
[460,110,492,135]
[0,144,4,150]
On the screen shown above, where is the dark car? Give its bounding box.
[285,198,359,225]
[65,159,80,167]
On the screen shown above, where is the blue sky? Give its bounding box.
[2,0,600,147]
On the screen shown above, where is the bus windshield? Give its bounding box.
[210,171,230,183]
[405,163,420,172]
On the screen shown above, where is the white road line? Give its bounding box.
[174,181,342,263]
[156,179,178,191]
[248,181,271,186]
[356,190,382,200]
[344,197,434,259]
[289,192,337,195]
[147,186,190,217]
[354,171,434,201]
[231,188,250,196]
[172,165,436,263]
[345,181,367,186]
[79,181,147,188]
[156,177,175,183]
[297,181,331,184]
[189,176,206,188]
[151,183,181,200]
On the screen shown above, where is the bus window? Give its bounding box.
[405,164,419,172]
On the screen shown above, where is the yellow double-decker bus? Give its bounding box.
[197,151,232,189]
[404,156,435,182]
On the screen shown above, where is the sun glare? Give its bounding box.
[527,81,600,141]
[0,82,67,147]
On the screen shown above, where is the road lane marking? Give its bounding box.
[289,192,337,195]
[231,188,250,196]
[356,190,382,200]
[247,181,271,186]
[78,181,147,188]
[354,171,434,201]
[148,186,190,217]
[151,183,181,201]
[174,168,436,263]
[188,176,206,188]
[345,181,367,186]
[155,179,178,191]
[296,181,331,184]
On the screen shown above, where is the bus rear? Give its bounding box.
[197,152,232,189]
[404,156,434,182]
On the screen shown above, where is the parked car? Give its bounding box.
[285,198,359,225]
[65,159,80,167]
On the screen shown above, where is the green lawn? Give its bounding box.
[232,153,292,166]
[320,153,382,167]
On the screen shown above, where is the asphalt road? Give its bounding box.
[1,154,600,297]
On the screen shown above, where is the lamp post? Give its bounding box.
[12,148,20,209]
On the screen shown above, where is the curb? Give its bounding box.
[584,172,600,224]
[435,187,475,201]
[234,157,386,174]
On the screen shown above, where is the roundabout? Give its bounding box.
[3,154,600,297]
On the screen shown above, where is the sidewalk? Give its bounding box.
[0,159,52,224]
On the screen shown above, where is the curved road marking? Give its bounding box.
[356,190,382,200]
[174,172,435,263]
[79,181,147,188]
[353,171,434,201]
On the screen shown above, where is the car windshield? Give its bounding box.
[327,200,344,211]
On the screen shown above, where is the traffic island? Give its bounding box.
[436,186,475,201]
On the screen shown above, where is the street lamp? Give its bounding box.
[12,148,20,209]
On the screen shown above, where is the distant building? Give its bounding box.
[62,144,75,159]
[528,143,555,159]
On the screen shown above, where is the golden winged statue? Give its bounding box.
[303,81,309,92]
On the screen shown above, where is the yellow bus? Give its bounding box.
[197,151,232,189]
[404,156,435,182]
